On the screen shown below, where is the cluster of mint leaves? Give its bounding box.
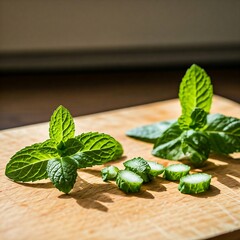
[127,64,240,166]
[5,106,123,193]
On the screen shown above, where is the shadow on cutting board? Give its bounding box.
[17,181,55,189]
[15,153,240,211]
[58,176,165,212]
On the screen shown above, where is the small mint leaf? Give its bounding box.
[178,64,213,130]
[5,143,59,182]
[47,157,77,194]
[58,138,82,157]
[49,105,75,143]
[189,108,208,130]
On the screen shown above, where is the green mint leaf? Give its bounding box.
[5,143,59,182]
[178,64,213,130]
[57,138,83,157]
[152,123,185,160]
[126,120,176,143]
[49,105,75,143]
[73,132,123,168]
[205,114,240,154]
[189,108,208,130]
[47,157,77,194]
[181,130,210,166]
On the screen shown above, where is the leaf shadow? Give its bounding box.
[82,167,167,192]
[187,185,221,198]
[16,181,54,189]
[142,178,167,193]
[58,176,155,212]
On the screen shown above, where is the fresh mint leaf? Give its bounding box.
[5,143,59,182]
[73,132,123,168]
[49,105,75,143]
[47,157,77,194]
[126,120,176,143]
[181,130,210,166]
[152,123,185,160]
[57,138,83,157]
[189,108,208,130]
[205,114,240,154]
[178,64,213,130]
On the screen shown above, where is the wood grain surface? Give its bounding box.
[0,96,240,240]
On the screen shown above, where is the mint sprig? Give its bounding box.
[5,106,123,193]
[126,64,240,166]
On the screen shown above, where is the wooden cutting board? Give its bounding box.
[0,96,240,240]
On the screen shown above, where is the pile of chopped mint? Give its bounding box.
[126,64,240,166]
[5,106,123,194]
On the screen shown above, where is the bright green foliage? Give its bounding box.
[5,105,123,194]
[126,64,240,166]
[5,143,58,182]
[49,105,75,143]
[178,64,213,130]
[116,170,143,193]
[123,157,152,183]
[178,173,212,194]
[47,157,77,194]
[163,164,190,181]
[101,166,119,181]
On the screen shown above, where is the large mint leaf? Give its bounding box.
[73,132,123,168]
[205,114,240,154]
[152,123,185,160]
[5,143,59,182]
[182,130,210,166]
[126,120,176,143]
[47,157,77,194]
[178,64,213,130]
[49,105,75,143]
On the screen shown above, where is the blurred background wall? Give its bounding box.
[0,0,239,129]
